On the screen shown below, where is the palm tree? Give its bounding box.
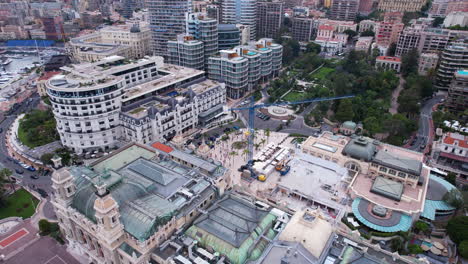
[0,168,14,192]
[265,128,271,143]
[254,143,260,150]
[242,149,250,161]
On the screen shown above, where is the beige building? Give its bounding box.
[378,0,427,12]
[52,143,231,264]
[69,23,151,63]
[418,53,439,76]
[376,56,401,73]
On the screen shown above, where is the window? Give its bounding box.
[379,167,387,173]
[371,163,378,168]
[388,169,396,175]
[398,172,406,178]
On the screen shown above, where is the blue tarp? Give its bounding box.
[6,40,55,47]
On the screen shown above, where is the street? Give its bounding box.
[0,92,56,219]
[408,95,444,152]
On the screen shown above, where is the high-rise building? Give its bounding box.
[207,50,249,99]
[218,24,240,49]
[329,0,359,21]
[292,17,314,42]
[147,0,192,56]
[435,42,468,91]
[430,0,468,17]
[378,0,427,12]
[257,1,284,39]
[220,0,256,40]
[42,16,64,40]
[167,35,205,70]
[447,69,468,113]
[206,4,220,21]
[375,13,404,49]
[186,12,219,66]
[358,0,373,15]
[207,38,282,98]
[395,19,432,57]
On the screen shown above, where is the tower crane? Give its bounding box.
[230,94,355,178]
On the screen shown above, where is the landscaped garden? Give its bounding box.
[18,109,59,148]
[310,67,335,80]
[283,91,307,102]
[0,188,39,220]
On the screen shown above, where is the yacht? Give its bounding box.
[1,59,12,65]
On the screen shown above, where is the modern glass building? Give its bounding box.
[220,0,257,40]
[186,13,219,66]
[218,24,240,50]
[147,0,192,56]
[167,35,205,70]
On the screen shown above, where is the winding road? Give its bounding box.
[408,95,444,153]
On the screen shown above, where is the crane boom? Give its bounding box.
[230,94,355,166]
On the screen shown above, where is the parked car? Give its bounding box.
[233,126,240,131]
[27,166,36,172]
[30,175,39,180]
[15,169,24,174]
[37,188,48,198]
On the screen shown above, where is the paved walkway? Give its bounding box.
[390,76,405,115]
[6,236,80,264]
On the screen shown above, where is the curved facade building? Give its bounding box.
[186,13,219,66]
[207,50,249,99]
[47,56,162,154]
[435,42,468,91]
[167,35,205,70]
[47,73,125,154]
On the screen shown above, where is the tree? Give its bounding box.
[432,17,444,27]
[390,237,403,252]
[443,188,464,210]
[0,168,14,192]
[408,244,424,254]
[413,221,429,234]
[343,29,357,40]
[447,216,468,245]
[446,172,457,185]
[305,42,321,54]
[38,219,52,235]
[459,240,468,259]
[265,128,271,142]
[386,43,397,56]
[401,48,419,77]
[40,153,54,165]
[242,149,250,161]
[360,30,375,37]
[335,99,354,122]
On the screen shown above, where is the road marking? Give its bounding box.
[0,228,29,248]
[44,255,67,264]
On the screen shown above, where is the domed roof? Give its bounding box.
[342,136,377,162]
[342,121,357,130]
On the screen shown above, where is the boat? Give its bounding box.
[1,59,12,65]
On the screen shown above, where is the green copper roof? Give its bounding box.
[185,195,277,264]
[342,136,377,162]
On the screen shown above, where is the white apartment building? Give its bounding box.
[443,11,468,27]
[69,23,151,63]
[207,38,282,99]
[46,56,226,154]
[120,78,225,144]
